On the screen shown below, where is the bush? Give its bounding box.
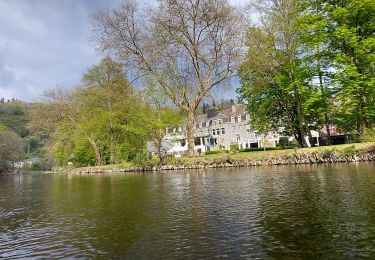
[132,150,154,167]
[29,162,42,171]
[230,144,239,153]
[361,128,375,142]
[279,136,289,148]
[205,150,221,155]
[340,145,356,157]
[321,149,334,159]
[240,146,294,153]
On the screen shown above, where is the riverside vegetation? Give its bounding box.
[1,0,374,174]
[69,142,375,174]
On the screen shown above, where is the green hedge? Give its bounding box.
[205,150,222,155]
[240,146,295,153]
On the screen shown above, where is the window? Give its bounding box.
[212,129,216,135]
[221,128,225,135]
[180,139,186,146]
[199,123,202,128]
[218,119,222,125]
[217,128,220,135]
[238,115,241,122]
[236,134,241,142]
[213,120,216,125]
[231,116,235,123]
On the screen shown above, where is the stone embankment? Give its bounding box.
[69,153,375,175]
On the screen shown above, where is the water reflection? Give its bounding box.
[1,163,375,258]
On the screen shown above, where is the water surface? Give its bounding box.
[1,163,375,258]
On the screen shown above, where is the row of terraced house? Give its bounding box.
[149,101,279,156]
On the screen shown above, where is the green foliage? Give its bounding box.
[31,58,170,167]
[361,128,375,142]
[0,129,23,173]
[278,137,290,148]
[205,150,222,156]
[321,149,334,159]
[340,145,356,157]
[131,150,155,167]
[240,147,295,153]
[240,0,375,141]
[230,144,239,153]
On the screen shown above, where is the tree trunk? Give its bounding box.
[110,133,116,164]
[324,114,332,145]
[186,110,196,157]
[295,91,307,148]
[87,137,103,166]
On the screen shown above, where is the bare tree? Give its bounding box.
[91,0,245,156]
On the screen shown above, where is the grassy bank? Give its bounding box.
[69,142,375,174]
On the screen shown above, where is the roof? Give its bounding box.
[196,104,247,124]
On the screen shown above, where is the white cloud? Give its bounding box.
[0,0,245,101]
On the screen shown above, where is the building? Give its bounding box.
[159,102,278,156]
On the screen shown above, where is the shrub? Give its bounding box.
[205,150,221,155]
[340,145,356,157]
[239,146,294,153]
[321,149,334,159]
[29,162,42,171]
[361,128,375,142]
[278,136,289,148]
[230,144,239,153]
[132,150,154,167]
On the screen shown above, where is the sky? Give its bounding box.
[0,0,246,102]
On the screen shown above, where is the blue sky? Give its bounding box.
[0,0,246,101]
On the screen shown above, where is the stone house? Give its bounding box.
[161,102,278,156]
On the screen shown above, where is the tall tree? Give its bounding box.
[91,0,245,156]
[239,0,311,147]
[0,127,23,173]
[28,59,150,167]
[296,0,335,144]
[142,84,181,162]
[328,0,375,132]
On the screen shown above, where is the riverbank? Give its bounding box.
[68,142,375,174]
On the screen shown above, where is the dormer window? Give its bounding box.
[218,119,222,124]
[238,115,241,122]
[199,123,202,128]
[231,116,235,123]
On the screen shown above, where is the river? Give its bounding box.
[1,163,375,258]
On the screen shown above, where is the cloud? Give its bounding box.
[0,0,117,101]
[0,0,244,101]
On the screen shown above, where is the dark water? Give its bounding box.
[1,163,375,259]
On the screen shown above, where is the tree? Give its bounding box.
[239,0,311,147]
[91,0,245,156]
[296,0,335,145]
[28,59,153,167]
[328,0,375,132]
[0,127,23,173]
[81,57,149,164]
[142,85,181,162]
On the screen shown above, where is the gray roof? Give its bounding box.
[196,104,247,124]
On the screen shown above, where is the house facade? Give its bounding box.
[161,103,279,156]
